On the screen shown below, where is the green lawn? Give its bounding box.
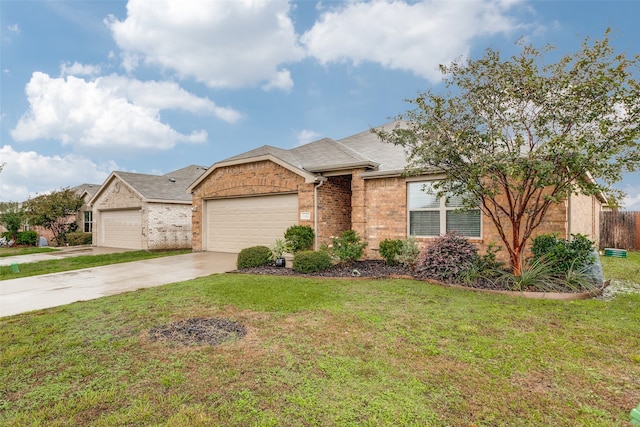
[0,249,191,280]
[1,257,638,426]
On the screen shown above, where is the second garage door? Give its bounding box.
[205,194,298,253]
[99,209,143,249]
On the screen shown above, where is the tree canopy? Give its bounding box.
[23,188,84,245]
[376,30,640,274]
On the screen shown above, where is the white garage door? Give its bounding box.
[205,194,298,253]
[99,209,142,249]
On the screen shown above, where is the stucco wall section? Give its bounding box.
[190,160,312,251]
[147,203,192,250]
[569,193,600,242]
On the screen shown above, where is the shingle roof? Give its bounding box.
[223,121,407,175]
[71,183,101,198]
[188,122,410,192]
[116,165,207,203]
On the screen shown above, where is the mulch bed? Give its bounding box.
[236,260,412,279]
[148,317,247,347]
[235,259,604,294]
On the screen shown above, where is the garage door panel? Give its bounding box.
[99,209,142,249]
[206,194,298,253]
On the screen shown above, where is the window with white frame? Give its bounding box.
[84,211,93,233]
[408,181,481,238]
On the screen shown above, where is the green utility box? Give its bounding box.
[604,248,627,258]
[631,402,640,426]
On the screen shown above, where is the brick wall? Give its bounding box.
[316,175,352,246]
[147,203,192,250]
[361,176,407,258]
[191,160,313,251]
[190,158,592,263]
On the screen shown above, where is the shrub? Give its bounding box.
[65,232,92,246]
[531,233,595,274]
[269,238,292,261]
[415,232,477,283]
[16,230,38,246]
[397,237,420,269]
[284,225,315,253]
[292,250,333,273]
[331,230,367,264]
[237,246,272,269]
[379,239,403,265]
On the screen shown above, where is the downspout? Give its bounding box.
[313,177,326,251]
[567,193,572,238]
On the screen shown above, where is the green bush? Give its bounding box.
[331,230,367,264]
[237,246,272,269]
[379,239,403,265]
[284,225,315,253]
[397,237,420,269]
[65,232,92,246]
[531,233,595,274]
[16,230,38,246]
[292,250,333,274]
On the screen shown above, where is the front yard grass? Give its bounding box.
[0,249,190,280]
[601,250,640,282]
[1,266,639,426]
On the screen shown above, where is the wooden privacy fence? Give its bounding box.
[600,211,640,251]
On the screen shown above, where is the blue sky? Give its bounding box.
[1,0,639,208]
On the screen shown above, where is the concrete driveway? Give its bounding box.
[0,251,237,318]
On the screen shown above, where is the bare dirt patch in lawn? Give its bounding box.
[148,317,247,347]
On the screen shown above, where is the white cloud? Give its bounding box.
[301,0,527,82]
[10,72,241,151]
[106,0,303,89]
[620,183,640,211]
[295,129,321,146]
[60,61,102,77]
[8,24,20,33]
[0,145,114,202]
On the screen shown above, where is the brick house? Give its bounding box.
[89,165,207,250]
[187,123,603,260]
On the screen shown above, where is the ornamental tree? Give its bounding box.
[23,188,84,246]
[0,202,24,240]
[376,30,640,275]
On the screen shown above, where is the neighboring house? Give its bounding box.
[22,184,100,246]
[187,123,603,259]
[90,165,207,250]
[74,183,100,234]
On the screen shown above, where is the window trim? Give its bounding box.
[407,181,482,238]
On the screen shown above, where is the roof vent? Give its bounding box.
[169,178,176,183]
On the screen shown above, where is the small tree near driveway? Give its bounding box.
[376,30,640,276]
[23,188,84,246]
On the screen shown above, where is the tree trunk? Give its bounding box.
[510,245,523,276]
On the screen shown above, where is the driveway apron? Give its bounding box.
[0,252,237,317]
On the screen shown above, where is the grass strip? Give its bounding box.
[0,247,57,258]
[0,249,190,280]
